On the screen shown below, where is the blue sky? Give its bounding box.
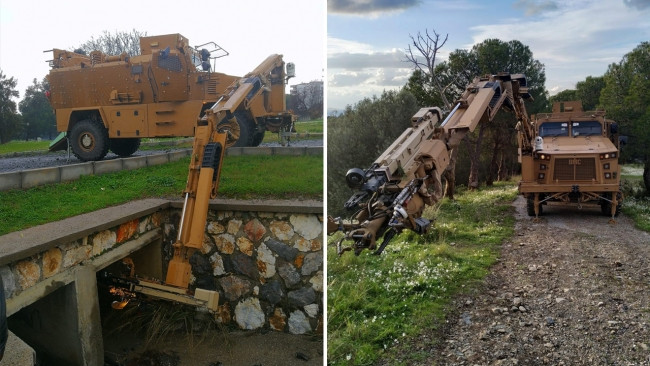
[0,0,325,102]
[327,0,650,111]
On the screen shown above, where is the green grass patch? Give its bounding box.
[0,140,51,155]
[620,164,650,232]
[327,182,518,365]
[0,155,322,235]
[622,196,650,232]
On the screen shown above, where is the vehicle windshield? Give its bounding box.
[190,49,205,71]
[571,121,602,136]
[539,122,569,137]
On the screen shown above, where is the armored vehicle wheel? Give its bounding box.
[110,138,141,157]
[233,112,254,147]
[526,197,542,216]
[600,193,622,217]
[70,119,109,161]
[251,131,265,146]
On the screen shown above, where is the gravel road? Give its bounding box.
[0,139,322,174]
[398,197,650,365]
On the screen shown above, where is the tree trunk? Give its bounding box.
[464,124,486,190]
[443,148,457,200]
[643,156,650,194]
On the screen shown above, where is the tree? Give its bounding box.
[600,41,650,191]
[76,29,147,56]
[445,39,547,189]
[289,81,324,120]
[0,70,21,144]
[327,89,419,217]
[576,76,605,111]
[19,78,56,140]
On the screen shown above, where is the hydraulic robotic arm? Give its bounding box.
[328,73,532,255]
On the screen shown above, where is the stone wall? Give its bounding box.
[1,199,323,336]
[168,207,324,335]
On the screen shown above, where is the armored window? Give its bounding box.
[571,121,602,136]
[539,122,569,137]
[158,54,182,72]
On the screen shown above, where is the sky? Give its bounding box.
[328,0,650,112]
[0,0,325,102]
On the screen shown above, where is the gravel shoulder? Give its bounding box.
[420,196,650,365]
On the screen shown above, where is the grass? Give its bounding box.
[0,154,322,235]
[327,182,518,365]
[620,164,650,232]
[0,140,50,154]
[0,119,323,155]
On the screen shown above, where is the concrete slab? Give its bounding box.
[21,168,60,189]
[60,162,93,182]
[168,150,190,162]
[146,154,169,166]
[0,331,35,366]
[93,159,122,175]
[0,173,21,191]
[121,156,147,171]
[0,199,170,267]
[169,198,323,214]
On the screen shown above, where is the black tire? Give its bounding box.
[110,138,141,157]
[69,119,109,161]
[232,112,254,147]
[526,197,542,216]
[251,131,265,147]
[0,273,7,361]
[600,192,622,217]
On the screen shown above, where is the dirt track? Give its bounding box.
[425,196,650,365]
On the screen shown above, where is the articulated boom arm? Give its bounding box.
[329,73,531,255]
[210,54,295,146]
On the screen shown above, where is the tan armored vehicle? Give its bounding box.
[518,101,622,218]
[46,33,295,161]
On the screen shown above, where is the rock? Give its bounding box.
[309,271,323,292]
[210,252,225,276]
[513,297,523,306]
[230,252,259,279]
[304,304,319,318]
[0,266,17,298]
[42,248,62,278]
[207,221,225,235]
[270,221,294,241]
[256,243,276,278]
[288,287,316,307]
[13,260,40,289]
[260,280,284,304]
[227,219,242,235]
[269,307,287,331]
[234,297,265,330]
[546,317,555,326]
[91,229,116,256]
[190,252,215,290]
[236,237,254,256]
[61,240,92,268]
[288,310,311,334]
[244,219,267,242]
[116,219,139,243]
[213,234,235,254]
[301,252,323,276]
[555,297,566,304]
[290,214,322,240]
[219,275,251,301]
[278,260,301,287]
[265,238,298,261]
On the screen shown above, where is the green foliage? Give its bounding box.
[0,140,50,155]
[18,78,57,140]
[76,29,147,56]
[327,183,518,365]
[327,89,419,217]
[0,70,22,144]
[0,155,322,235]
[600,41,650,190]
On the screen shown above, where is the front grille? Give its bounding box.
[554,158,596,181]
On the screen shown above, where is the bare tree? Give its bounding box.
[405,29,452,110]
[404,28,459,198]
